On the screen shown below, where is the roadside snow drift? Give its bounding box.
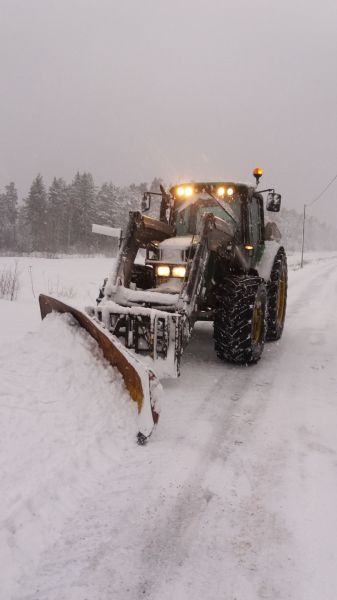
[0,313,138,598]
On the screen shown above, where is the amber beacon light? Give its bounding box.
[253,167,263,185]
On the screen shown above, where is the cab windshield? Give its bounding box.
[176,197,240,235]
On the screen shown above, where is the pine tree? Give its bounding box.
[0,182,18,249]
[5,182,18,246]
[16,204,31,252]
[68,172,96,250]
[0,194,5,248]
[116,183,145,229]
[95,182,120,226]
[24,175,48,251]
[47,177,69,252]
[0,192,6,248]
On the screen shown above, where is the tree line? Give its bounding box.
[0,173,163,254]
[0,173,336,254]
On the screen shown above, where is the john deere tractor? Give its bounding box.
[89,168,287,378]
[39,169,287,440]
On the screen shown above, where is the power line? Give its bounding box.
[301,169,337,268]
[308,171,337,207]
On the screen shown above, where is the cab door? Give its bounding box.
[247,194,264,267]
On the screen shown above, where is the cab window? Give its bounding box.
[176,198,240,235]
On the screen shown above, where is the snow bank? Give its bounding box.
[0,256,115,308]
[0,312,138,598]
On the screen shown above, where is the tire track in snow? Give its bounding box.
[124,258,337,599]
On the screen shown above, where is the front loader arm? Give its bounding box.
[181,213,235,316]
[109,212,175,290]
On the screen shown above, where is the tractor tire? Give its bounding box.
[266,248,287,341]
[214,275,267,365]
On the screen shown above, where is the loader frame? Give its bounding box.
[89,207,238,376]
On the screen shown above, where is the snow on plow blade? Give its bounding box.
[39,294,160,443]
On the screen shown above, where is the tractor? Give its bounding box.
[40,168,287,442]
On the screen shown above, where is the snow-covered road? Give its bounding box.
[1,254,337,599]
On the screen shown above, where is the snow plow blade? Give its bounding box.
[39,294,160,443]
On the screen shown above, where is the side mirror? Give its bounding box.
[266,192,281,212]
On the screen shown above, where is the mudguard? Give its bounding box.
[39,294,160,443]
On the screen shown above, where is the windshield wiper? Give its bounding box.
[205,189,237,225]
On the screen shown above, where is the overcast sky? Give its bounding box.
[1,0,336,224]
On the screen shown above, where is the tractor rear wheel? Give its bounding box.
[214,276,267,365]
[266,248,287,341]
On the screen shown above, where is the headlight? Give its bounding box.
[176,186,185,197]
[156,265,170,277]
[227,187,234,196]
[172,266,186,278]
[217,186,225,198]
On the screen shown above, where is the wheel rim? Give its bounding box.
[276,270,287,328]
[252,300,263,345]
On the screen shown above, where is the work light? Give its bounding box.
[172,266,186,278]
[156,265,170,277]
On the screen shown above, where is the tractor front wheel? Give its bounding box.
[266,249,287,341]
[214,276,267,365]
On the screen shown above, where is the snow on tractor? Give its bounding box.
[39,168,287,443]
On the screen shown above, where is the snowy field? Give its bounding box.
[1,251,337,600]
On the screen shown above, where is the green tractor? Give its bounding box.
[39,168,287,441]
[90,168,287,378]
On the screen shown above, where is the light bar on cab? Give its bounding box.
[216,186,234,198]
[176,185,194,198]
[173,182,236,199]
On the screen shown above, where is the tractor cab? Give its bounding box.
[144,183,246,292]
[170,182,242,235]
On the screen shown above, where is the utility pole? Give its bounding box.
[300,204,306,269]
